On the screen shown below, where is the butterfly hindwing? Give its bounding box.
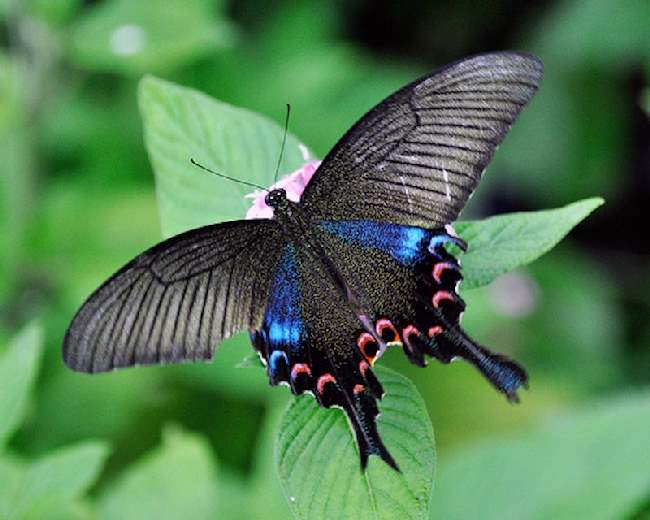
[317,219,528,401]
[64,219,284,372]
[251,215,527,470]
[301,52,543,226]
[251,241,398,470]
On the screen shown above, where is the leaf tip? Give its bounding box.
[84,439,113,466]
[568,196,605,223]
[137,74,172,113]
[584,196,605,210]
[138,73,160,95]
[6,321,44,369]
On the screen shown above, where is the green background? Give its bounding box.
[1,0,649,518]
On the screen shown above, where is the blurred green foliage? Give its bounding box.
[1,0,649,518]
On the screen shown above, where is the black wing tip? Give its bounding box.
[450,50,544,87]
[467,50,543,68]
[62,323,104,374]
[62,324,113,374]
[61,328,87,373]
[62,350,96,374]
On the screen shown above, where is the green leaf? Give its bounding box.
[0,324,43,448]
[139,76,308,237]
[19,498,96,520]
[236,352,264,369]
[455,197,604,290]
[242,396,293,520]
[277,366,435,520]
[99,425,218,520]
[0,455,25,518]
[430,392,650,520]
[1,441,109,519]
[68,0,236,75]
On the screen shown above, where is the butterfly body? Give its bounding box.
[64,52,543,471]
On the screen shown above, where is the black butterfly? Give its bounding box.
[64,52,543,471]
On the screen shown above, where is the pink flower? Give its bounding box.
[245,160,321,219]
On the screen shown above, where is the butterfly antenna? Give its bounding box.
[189,158,267,192]
[273,103,291,184]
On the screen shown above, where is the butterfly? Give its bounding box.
[64,51,543,471]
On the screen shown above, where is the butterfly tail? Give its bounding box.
[342,389,400,472]
[444,327,528,402]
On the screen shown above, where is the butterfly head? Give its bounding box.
[265,188,288,210]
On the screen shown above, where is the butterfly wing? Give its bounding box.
[250,242,398,470]
[300,52,543,225]
[64,219,283,373]
[316,219,528,399]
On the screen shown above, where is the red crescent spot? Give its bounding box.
[359,360,370,376]
[353,384,365,395]
[432,290,454,308]
[376,319,400,342]
[402,324,420,342]
[356,332,377,361]
[291,363,312,379]
[428,325,443,337]
[317,373,336,395]
[433,262,457,283]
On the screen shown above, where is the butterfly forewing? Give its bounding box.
[301,52,543,226]
[64,220,284,372]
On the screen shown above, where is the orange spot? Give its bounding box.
[317,373,336,395]
[376,319,401,342]
[428,326,443,337]
[353,384,365,395]
[432,290,454,308]
[291,363,311,379]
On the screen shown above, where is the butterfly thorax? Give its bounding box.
[268,189,313,240]
[266,188,366,323]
